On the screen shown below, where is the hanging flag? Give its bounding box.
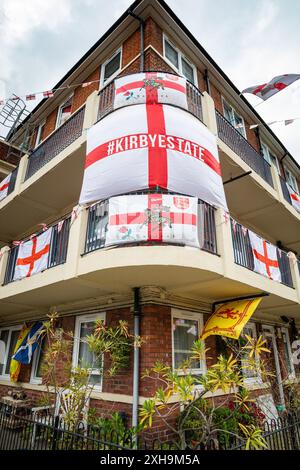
[0,340,5,362]
[43,90,54,98]
[105,194,200,247]
[0,173,11,202]
[10,325,31,382]
[248,231,281,282]
[286,183,300,213]
[57,219,64,233]
[79,103,228,210]
[242,74,300,101]
[200,297,263,340]
[284,119,294,126]
[26,94,36,101]
[114,72,188,110]
[13,228,52,280]
[82,81,94,88]
[12,322,44,365]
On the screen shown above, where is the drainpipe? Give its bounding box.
[132,287,141,431]
[280,152,288,180]
[204,69,211,95]
[128,11,145,72]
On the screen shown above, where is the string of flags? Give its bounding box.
[242,74,300,101]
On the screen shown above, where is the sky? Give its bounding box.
[0,0,299,161]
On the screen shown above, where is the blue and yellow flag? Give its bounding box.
[10,325,30,382]
[12,322,44,365]
[200,297,263,341]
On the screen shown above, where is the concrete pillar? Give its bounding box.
[288,253,300,302]
[64,205,89,278]
[215,207,234,277]
[82,91,100,131]
[201,91,218,136]
[270,165,284,203]
[0,246,11,285]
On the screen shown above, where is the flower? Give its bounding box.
[119,226,128,234]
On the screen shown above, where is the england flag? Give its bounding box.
[105,194,200,248]
[248,231,281,282]
[0,173,11,202]
[13,228,52,280]
[114,72,188,110]
[286,183,300,214]
[79,103,228,211]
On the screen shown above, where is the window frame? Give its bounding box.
[171,308,206,376]
[221,96,247,138]
[163,34,198,86]
[241,322,262,384]
[281,327,296,380]
[35,120,46,148]
[72,312,106,391]
[30,336,46,385]
[285,166,298,194]
[0,324,22,381]
[55,94,74,129]
[100,48,122,89]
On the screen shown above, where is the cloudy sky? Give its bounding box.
[0,0,299,161]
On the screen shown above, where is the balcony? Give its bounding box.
[216,110,273,187]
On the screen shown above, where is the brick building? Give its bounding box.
[0,0,299,441]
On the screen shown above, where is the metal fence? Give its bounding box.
[216,110,273,187]
[97,71,203,122]
[1,403,299,451]
[3,217,71,285]
[84,195,217,255]
[279,175,292,205]
[6,167,18,196]
[25,106,85,180]
[231,218,293,288]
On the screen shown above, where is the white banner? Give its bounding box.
[248,231,281,282]
[79,104,228,210]
[286,183,300,214]
[0,173,11,202]
[114,72,188,110]
[14,228,52,280]
[105,194,200,247]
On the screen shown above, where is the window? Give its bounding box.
[72,313,105,389]
[261,142,271,165]
[30,336,46,384]
[241,322,261,382]
[172,309,205,375]
[0,325,22,379]
[285,167,298,193]
[56,95,73,128]
[101,49,122,87]
[35,121,45,148]
[163,36,196,85]
[281,328,295,379]
[222,98,246,137]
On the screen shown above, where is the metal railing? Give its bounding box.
[98,71,203,122]
[216,110,273,187]
[279,175,292,204]
[3,217,71,285]
[6,167,18,196]
[25,106,85,180]
[84,194,217,255]
[231,218,293,288]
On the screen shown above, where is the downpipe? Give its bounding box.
[132,287,141,436]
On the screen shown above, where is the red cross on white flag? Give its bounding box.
[242,74,300,101]
[79,94,227,210]
[286,183,300,214]
[13,228,52,280]
[0,173,11,202]
[248,231,281,282]
[105,194,199,247]
[114,72,188,110]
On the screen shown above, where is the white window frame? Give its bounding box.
[72,312,106,391]
[171,308,206,376]
[261,142,272,165]
[100,47,122,89]
[55,93,73,129]
[281,327,296,380]
[35,120,46,148]
[163,34,198,86]
[241,322,262,384]
[285,167,298,194]
[30,336,46,385]
[0,325,22,381]
[221,96,247,138]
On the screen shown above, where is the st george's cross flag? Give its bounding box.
[79,103,228,211]
[242,74,300,101]
[286,183,300,214]
[248,231,281,282]
[13,228,52,281]
[12,322,44,365]
[105,194,200,247]
[114,72,188,110]
[0,173,11,202]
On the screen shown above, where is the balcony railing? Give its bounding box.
[5,167,18,197]
[25,107,85,180]
[230,219,293,288]
[216,111,273,187]
[98,71,203,122]
[279,175,293,205]
[84,194,217,255]
[3,217,71,285]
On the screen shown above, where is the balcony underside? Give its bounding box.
[0,137,86,245]
[0,245,298,324]
[219,144,300,253]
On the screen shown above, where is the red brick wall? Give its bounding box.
[43,108,58,140]
[72,68,100,112]
[122,27,141,68]
[144,17,163,55]
[0,141,22,166]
